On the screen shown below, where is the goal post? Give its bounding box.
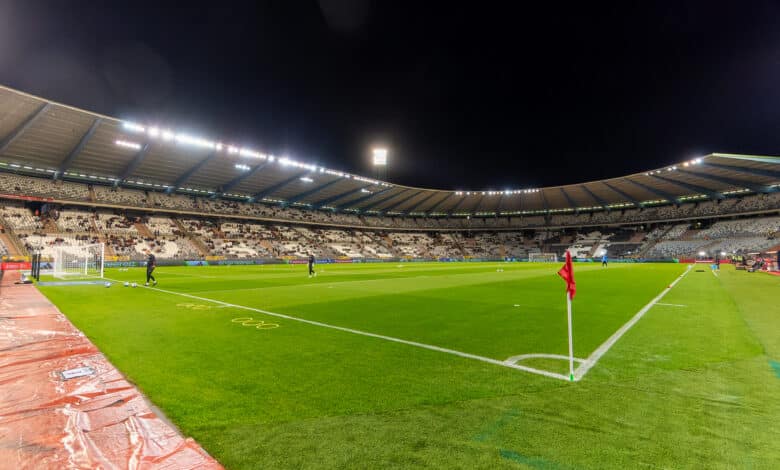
[53,243,105,279]
[528,252,558,262]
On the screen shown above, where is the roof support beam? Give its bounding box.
[467,194,485,214]
[220,162,270,194]
[118,144,152,182]
[677,168,771,194]
[580,184,609,209]
[649,174,724,200]
[57,117,101,177]
[285,177,344,205]
[404,191,439,214]
[313,184,373,208]
[169,150,218,193]
[358,189,411,212]
[425,192,455,215]
[559,187,579,214]
[494,193,505,215]
[601,181,641,206]
[700,162,780,181]
[624,178,681,204]
[448,194,470,215]
[252,170,310,201]
[0,103,50,155]
[539,190,551,213]
[559,187,577,208]
[336,187,394,211]
[381,190,425,214]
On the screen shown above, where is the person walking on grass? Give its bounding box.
[602,253,608,267]
[308,253,316,278]
[145,251,157,286]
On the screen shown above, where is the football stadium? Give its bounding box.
[2,4,780,470]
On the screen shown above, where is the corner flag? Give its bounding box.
[557,250,576,300]
[558,250,576,381]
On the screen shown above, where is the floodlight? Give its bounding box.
[698,251,706,256]
[123,122,145,133]
[372,148,388,166]
[235,164,250,171]
[115,140,142,150]
[300,177,313,183]
[720,252,727,256]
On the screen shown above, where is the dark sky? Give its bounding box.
[1,1,779,190]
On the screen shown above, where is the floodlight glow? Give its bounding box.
[148,127,160,137]
[239,148,264,159]
[372,148,388,166]
[300,177,314,183]
[161,130,175,141]
[698,251,706,256]
[227,146,239,154]
[115,140,142,150]
[361,188,371,193]
[235,164,251,171]
[123,122,145,132]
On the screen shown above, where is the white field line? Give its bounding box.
[655,303,687,307]
[104,278,570,381]
[504,353,587,365]
[711,269,719,278]
[573,265,693,380]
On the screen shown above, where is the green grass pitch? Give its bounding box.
[38,262,780,469]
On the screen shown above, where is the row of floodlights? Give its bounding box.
[646,158,703,176]
[120,122,392,187]
[454,188,540,196]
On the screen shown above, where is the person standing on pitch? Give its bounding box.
[145,251,157,286]
[601,253,608,267]
[308,253,316,278]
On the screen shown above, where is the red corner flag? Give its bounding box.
[557,250,576,300]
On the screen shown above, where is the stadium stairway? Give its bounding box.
[0,230,24,257]
[134,221,154,238]
[0,271,223,469]
[174,218,211,257]
[0,215,28,256]
[42,217,59,234]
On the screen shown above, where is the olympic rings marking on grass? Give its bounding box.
[177,302,215,310]
[231,317,280,330]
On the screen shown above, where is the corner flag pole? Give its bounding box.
[557,249,576,382]
[567,291,574,381]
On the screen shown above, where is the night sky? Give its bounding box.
[1,1,779,190]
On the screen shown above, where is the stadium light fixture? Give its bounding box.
[372,148,388,166]
[235,164,250,171]
[115,140,142,150]
[123,122,145,133]
[300,177,314,183]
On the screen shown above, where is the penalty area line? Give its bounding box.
[573,264,693,381]
[104,278,570,382]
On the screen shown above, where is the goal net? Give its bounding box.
[528,252,558,262]
[53,243,105,279]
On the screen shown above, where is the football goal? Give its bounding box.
[53,243,105,279]
[528,252,558,262]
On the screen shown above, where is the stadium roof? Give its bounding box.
[1,85,779,216]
